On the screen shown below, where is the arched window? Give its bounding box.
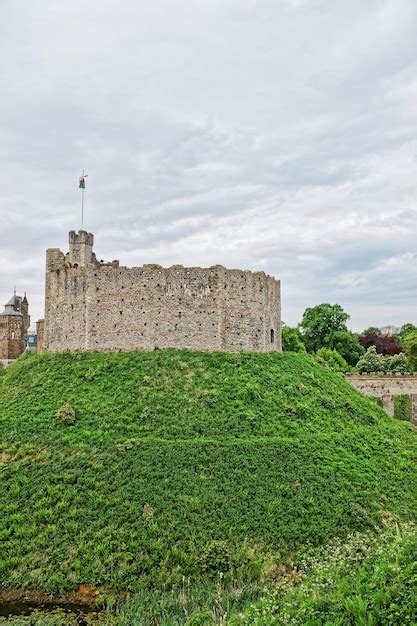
[270,328,275,344]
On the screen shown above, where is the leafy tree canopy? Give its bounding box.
[403,331,417,372]
[362,326,382,336]
[356,347,409,374]
[299,303,350,353]
[282,325,306,352]
[397,323,417,345]
[328,331,365,366]
[356,347,386,374]
[388,353,409,374]
[358,331,402,356]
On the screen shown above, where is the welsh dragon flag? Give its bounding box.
[79,176,86,189]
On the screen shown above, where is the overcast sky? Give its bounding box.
[1,0,416,330]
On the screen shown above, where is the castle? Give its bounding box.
[0,292,30,364]
[42,230,282,353]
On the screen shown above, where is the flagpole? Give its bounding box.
[81,169,85,230]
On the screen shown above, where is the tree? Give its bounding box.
[362,327,382,336]
[356,346,410,374]
[358,331,402,355]
[328,330,364,366]
[356,347,387,374]
[282,326,306,352]
[299,303,350,353]
[403,331,417,372]
[315,348,350,373]
[397,323,417,346]
[386,353,408,374]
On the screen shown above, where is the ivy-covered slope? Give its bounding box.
[0,350,416,594]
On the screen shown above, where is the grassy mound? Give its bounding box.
[1,350,416,598]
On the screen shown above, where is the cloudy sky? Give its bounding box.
[1,0,416,329]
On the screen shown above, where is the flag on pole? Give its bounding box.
[79,176,86,189]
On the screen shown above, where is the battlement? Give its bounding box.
[68,230,94,245]
[68,230,96,267]
[43,231,282,354]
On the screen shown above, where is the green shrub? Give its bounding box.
[282,326,305,352]
[394,395,413,422]
[356,346,387,373]
[55,403,76,425]
[230,524,417,626]
[386,352,409,374]
[315,347,350,373]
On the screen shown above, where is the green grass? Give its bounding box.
[1,349,416,608]
[2,526,415,625]
[229,523,417,626]
[0,609,102,625]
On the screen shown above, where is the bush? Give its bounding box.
[231,524,417,626]
[55,403,76,425]
[394,395,413,422]
[315,348,350,373]
[282,326,306,352]
[356,346,386,373]
[386,352,409,374]
[328,330,365,366]
[356,347,411,374]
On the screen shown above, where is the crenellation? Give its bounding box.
[43,231,282,353]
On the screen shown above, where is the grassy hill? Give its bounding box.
[1,349,416,622]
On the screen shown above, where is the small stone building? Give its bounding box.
[43,230,282,353]
[0,292,30,364]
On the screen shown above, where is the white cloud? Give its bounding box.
[0,0,416,330]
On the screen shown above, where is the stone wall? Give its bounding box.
[0,316,24,361]
[346,373,417,423]
[36,319,45,353]
[43,231,282,354]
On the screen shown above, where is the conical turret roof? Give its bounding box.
[0,292,23,317]
[5,294,17,306]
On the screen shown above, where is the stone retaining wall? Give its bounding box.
[346,374,417,423]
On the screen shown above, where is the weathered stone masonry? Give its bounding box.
[43,231,282,353]
[0,293,30,364]
[346,373,417,423]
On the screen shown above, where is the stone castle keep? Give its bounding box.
[42,231,282,353]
